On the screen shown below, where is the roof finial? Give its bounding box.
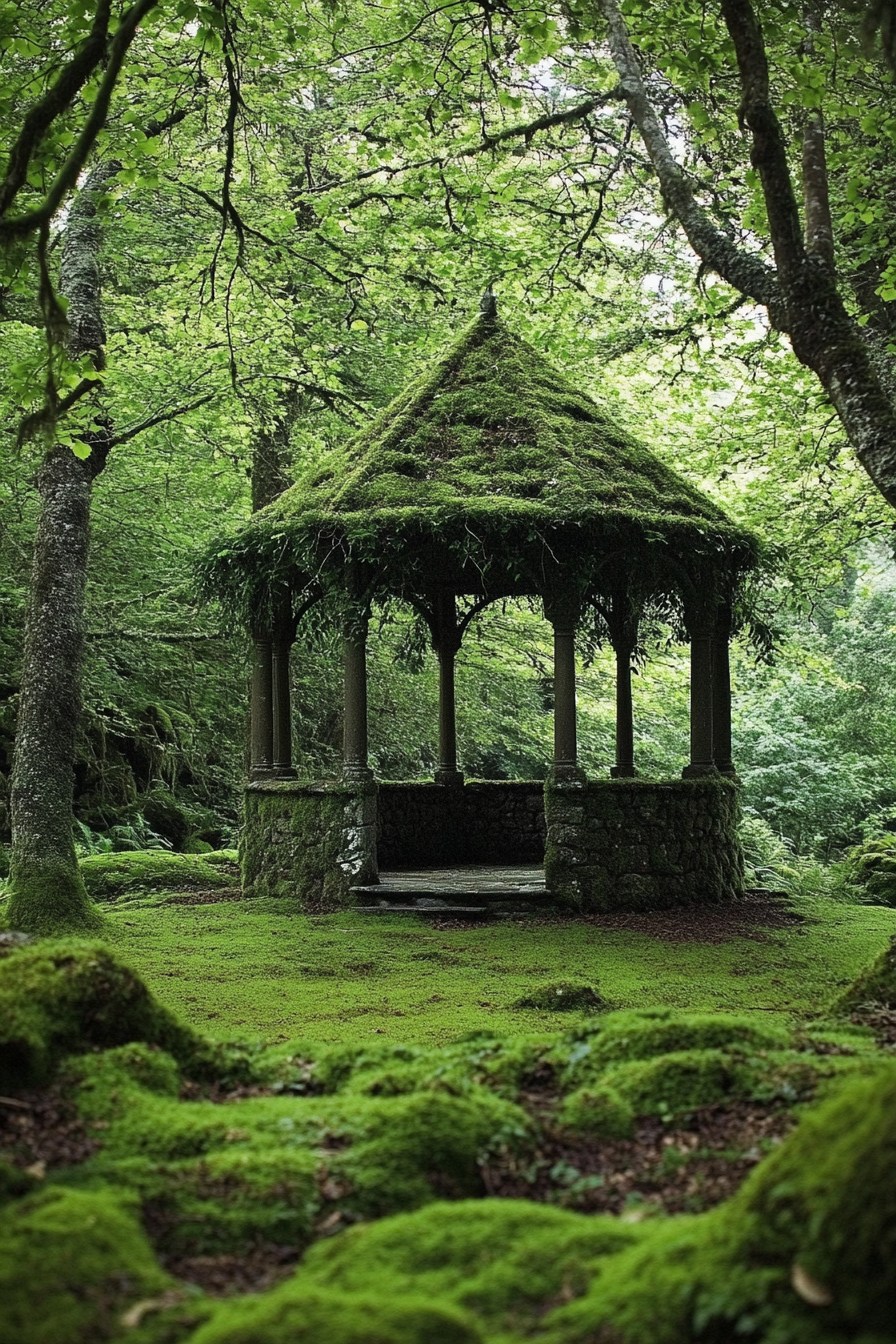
[479,289,497,320]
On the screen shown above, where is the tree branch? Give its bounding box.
[0,0,160,242]
[595,0,784,322]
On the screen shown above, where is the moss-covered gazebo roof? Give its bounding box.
[205,307,762,622]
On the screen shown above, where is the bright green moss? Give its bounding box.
[0,1187,171,1344]
[80,850,233,902]
[190,1286,482,1344]
[601,1048,742,1116]
[842,834,896,905]
[297,1199,638,1339]
[558,1084,635,1138]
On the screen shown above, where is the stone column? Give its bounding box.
[712,604,735,777]
[271,624,297,779]
[545,590,582,778]
[682,621,717,777]
[610,644,637,777]
[250,632,274,780]
[343,602,372,781]
[433,591,464,787]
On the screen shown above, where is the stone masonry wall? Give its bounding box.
[378,782,546,868]
[544,777,743,912]
[242,779,377,910]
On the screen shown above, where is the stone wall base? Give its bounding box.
[242,779,377,910]
[544,776,744,912]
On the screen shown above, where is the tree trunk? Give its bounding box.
[7,450,102,933]
[7,160,115,933]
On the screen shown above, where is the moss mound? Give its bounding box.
[192,1286,481,1344]
[833,934,896,1011]
[511,980,605,1012]
[5,858,104,937]
[294,1200,637,1339]
[80,850,234,902]
[558,1084,635,1138]
[558,1008,791,1087]
[545,1064,896,1343]
[0,1187,171,1344]
[0,939,240,1089]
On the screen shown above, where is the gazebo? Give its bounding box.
[207,296,761,912]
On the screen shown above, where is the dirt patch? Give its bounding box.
[850,1005,896,1050]
[161,1244,300,1296]
[431,892,801,943]
[481,1096,795,1216]
[0,1085,100,1172]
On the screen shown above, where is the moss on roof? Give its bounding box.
[203,313,762,619]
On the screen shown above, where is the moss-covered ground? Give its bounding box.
[104,893,896,1045]
[2,885,896,1344]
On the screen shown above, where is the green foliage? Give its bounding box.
[511,980,606,1011]
[0,1187,171,1344]
[79,850,235,902]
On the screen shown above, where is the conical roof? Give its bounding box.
[204,311,761,619]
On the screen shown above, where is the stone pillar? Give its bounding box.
[271,627,297,779]
[610,644,637,777]
[250,633,274,780]
[545,590,582,779]
[712,605,735,777]
[433,591,464,787]
[682,622,717,778]
[343,602,372,781]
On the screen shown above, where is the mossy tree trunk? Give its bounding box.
[7,161,117,934]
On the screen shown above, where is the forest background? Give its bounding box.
[4,0,896,889]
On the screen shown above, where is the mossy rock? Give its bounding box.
[511,980,605,1012]
[558,1084,635,1139]
[0,1187,171,1344]
[0,939,252,1089]
[842,834,896,906]
[833,934,896,1012]
[191,1287,482,1344]
[79,850,234,901]
[294,1199,637,1339]
[141,790,191,850]
[0,939,199,1089]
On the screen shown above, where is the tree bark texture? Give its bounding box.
[7,161,115,932]
[597,0,896,510]
[7,450,102,932]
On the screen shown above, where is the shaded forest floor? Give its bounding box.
[105,891,896,1046]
